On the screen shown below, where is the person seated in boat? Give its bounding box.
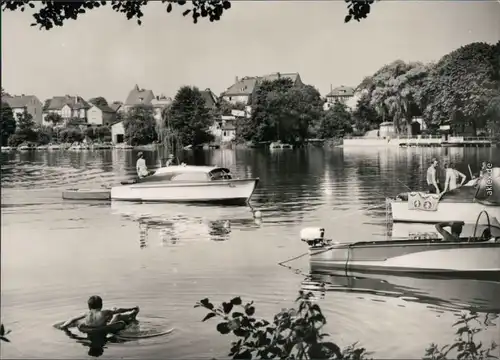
[441,163,466,195]
[426,158,441,194]
[435,221,464,242]
[59,295,140,331]
[136,152,155,178]
[165,154,177,167]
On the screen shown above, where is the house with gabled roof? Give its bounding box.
[2,94,43,125]
[324,85,356,110]
[43,95,91,125]
[123,84,155,112]
[221,72,303,106]
[87,103,117,126]
[200,88,218,110]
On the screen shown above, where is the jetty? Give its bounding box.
[343,135,492,148]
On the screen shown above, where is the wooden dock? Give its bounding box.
[399,136,492,148]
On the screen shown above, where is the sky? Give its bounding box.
[2,1,499,103]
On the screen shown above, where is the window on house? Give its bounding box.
[223,131,227,136]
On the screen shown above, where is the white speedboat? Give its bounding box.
[269,141,293,150]
[390,168,500,223]
[47,144,62,151]
[1,146,14,152]
[111,165,259,205]
[299,221,500,276]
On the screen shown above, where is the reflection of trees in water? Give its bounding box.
[136,219,234,248]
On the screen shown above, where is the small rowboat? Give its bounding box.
[62,188,111,200]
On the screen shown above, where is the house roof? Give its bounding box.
[200,88,218,109]
[45,95,91,110]
[222,72,301,97]
[326,86,355,97]
[125,84,155,106]
[93,103,116,113]
[151,96,172,108]
[222,122,236,131]
[109,102,122,112]
[2,95,39,108]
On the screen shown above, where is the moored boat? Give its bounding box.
[390,167,500,223]
[110,165,259,205]
[47,143,62,151]
[1,146,14,152]
[299,221,500,276]
[270,141,293,150]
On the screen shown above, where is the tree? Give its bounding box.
[59,127,83,143]
[423,42,500,135]
[44,113,63,127]
[84,126,96,140]
[36,125,54,145]
[0,102,16,145]
[95,125,111,142]
[243,79,323,144]
[1,87,10,98]
[1,1,375,30]
[14,110,37,144]
[166,86,214,146]
[318,101,353,139]
[352,92,382,133]
[88,97,108,107]
[123,105,157,145]
[359,60,430,134]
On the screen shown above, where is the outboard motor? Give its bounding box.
[300,227,328,248]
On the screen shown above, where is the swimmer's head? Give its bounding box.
[88,295,103,310]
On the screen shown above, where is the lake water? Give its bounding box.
[1,146,499,359]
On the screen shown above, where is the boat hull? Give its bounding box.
[390,200,500,223]
[62,189,111,200]
[110,179,258,205]
[309,241,500,275]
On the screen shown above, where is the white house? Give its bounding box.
[43,95,91,125]
[2,95,43,125]
[87,104,117,126]
[111,121,125,144]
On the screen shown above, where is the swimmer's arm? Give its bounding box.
[110,306,139,314]
[60,314,86,329]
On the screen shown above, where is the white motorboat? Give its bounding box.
[114,143,133,149]
[111,165,259,205]
[1,146,14,152]
[36,144,49,150]
[390,168,500,223]
[17,143,33,151]
[299,218,500,276]
[270,141,293,150]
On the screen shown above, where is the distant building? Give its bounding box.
[43,95,91,125]
[199,88,218,110]
[109,101,124,114]
[151,95,172,125]
[221,72,303,106]
[87,103,117,126]
[123,84,155,112]
[111,121,125,144]
[379,122,396,137]
[2,94,43,125]
[324,85,355,111]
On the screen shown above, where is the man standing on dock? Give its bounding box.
[426,158,441,194]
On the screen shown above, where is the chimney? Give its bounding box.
[330,84,333,92]
[235,76,239,83]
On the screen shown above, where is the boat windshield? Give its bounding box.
[171,172,210,181]
[209,168,232,180]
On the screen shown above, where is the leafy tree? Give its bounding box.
[423,42,500,135]
[0,102,16,145]
[358,61,429,134]
[1,87,10,98]
[59,127,83,143]
[352,92,383,133]
[123,105,157,145]
[84,126,96,140]
[14,110,37,143]
[244,79,323,144]
[44,113,63,127]
[1,1,375,30]
[66,117,87,127]
[88,97,108,107]
[95,125,111,142]
[36,125,54,145]
[318,101,353,139]
[166,86,214,146]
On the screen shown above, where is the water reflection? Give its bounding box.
[61,329,126,358]
[111,202,260,247]
[302,270,500,314]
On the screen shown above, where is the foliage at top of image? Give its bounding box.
[195,291,499,360]
[0,0,375,30]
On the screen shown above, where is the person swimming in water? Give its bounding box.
[60,295,139,330]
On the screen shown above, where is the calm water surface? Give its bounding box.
[1,147,499,359]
